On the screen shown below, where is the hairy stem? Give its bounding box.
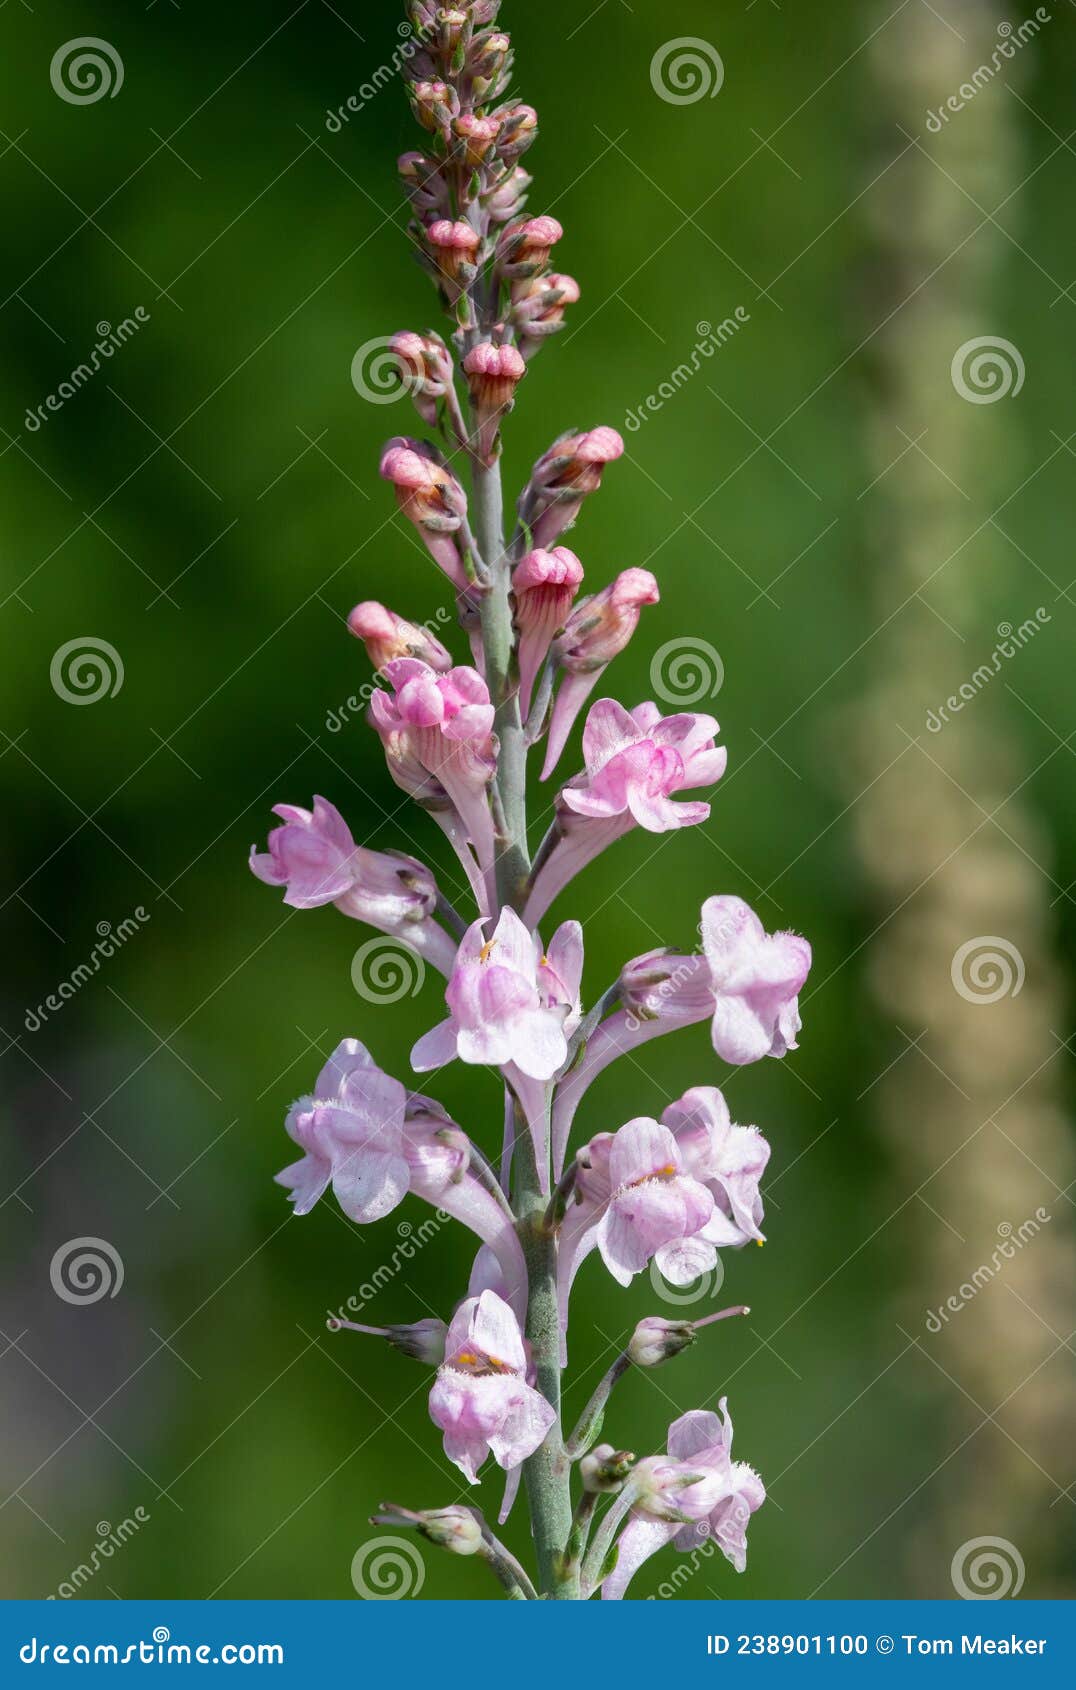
[472,441,573,1598]
[517,1123,577,1598]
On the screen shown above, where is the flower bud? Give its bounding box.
[379,436,470,589]
[418,1505,484,1555]
[552,569,660,674]
[410,79,458,132]
[497,103,538,160]
[580,1443,636,1494]
[523,426,624,550]
[627,1316,696,1368]
[426,218,482,289]
[437,7,471,51]
[462,341,526,463]
[513,273,580,347]
[511,546,584,717]
[331,1318,448,1365]
[389,329,455,425]
[348,602,453,674]
[471,29,511,95]
[453,113,500,168]
[497,214,563,278]
[486,165,531,225]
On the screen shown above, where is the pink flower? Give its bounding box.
[411,905,582,1083]
[540,571,659,779]
[525,699,725,922]
[428,1290,555,1482]
[702,895,811,1065]
[522,425,624,551]
[602,1400,765,1597]
[379,437,471,589]
[249,795,457,973]
[663,1086,769,1248]
[511,546,584,719]
[277,1041,527,1316]
[593,1118,714,1286]
[369,659,497,897]
[552,898,811,1161]
[347,601,453,673]
[276,1039,410,1222]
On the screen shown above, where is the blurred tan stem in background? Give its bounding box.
[855,0,1075,1593]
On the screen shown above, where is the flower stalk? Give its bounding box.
[249,0,814,1601]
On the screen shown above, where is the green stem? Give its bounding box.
[471,441,574,1599]
[517,1123,577,1598]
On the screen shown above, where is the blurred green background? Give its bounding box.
[2,0,1074,1601]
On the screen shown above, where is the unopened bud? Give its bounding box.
[627,1316,696,1368]
[580,1443,636,1493]
[410,79,457,132]
[497,103,538,161]
[453,113,500,168]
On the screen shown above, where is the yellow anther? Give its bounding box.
[478,938,498,964]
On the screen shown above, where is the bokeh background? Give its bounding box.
[2,0,1074,1601]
